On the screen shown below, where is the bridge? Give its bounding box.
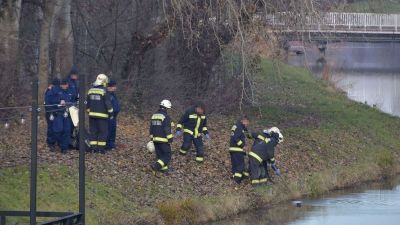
[264,12,400,42]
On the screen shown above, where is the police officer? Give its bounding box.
[229,115,251,184]
[67,66,79,103]
[86,74,114,154]
[54,79,73,153]
[248,127,283,185]
[149,100,173,174]
[44,78,61,152]
[176,102,209,163]
[106,80,120,150]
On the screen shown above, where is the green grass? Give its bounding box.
[342,0,400,13]
[0,166,138,225]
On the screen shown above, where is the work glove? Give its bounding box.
[274,168,281,177]
[176,130,183,137]
[204,134,210,140]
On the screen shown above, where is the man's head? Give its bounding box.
[107,80,117,92]
[194,102,205,115]
[69,66,78,80]
[240,115,250,127]
[60,79,69,90]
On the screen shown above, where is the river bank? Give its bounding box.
[1,59,400,225]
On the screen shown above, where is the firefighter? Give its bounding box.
[229,115,251,184]
[44,78,61,152]
[106,80,120,150]
[86,74,113,154]
[176,102,209,163]
[249,127,283,185]
[149,100,174,174]
[249,129,273,183]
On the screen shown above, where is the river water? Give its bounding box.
[288,42,400,117]
[211,43,400,225]
[211,177,400,225]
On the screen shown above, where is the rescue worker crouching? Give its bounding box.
[149,100,174,174]
[229,115,251,184]
[176,102,209,163]
[249,127,283,185]
[86,74,114,154]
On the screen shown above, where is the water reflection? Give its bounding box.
[288,42,400,117]
[210,177,400,225]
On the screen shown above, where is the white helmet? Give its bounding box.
[146,141,155,153]
[160,99,172,109]
[94,74,109,86]
[268,127,284,143]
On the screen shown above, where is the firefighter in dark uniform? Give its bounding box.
[229,115,251,184]
[149,100,173,173]
[249,127,283,185]
[176,102,209,163]
[86,74,114,154]
[249,130,274,183]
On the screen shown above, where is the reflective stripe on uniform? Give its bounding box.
[177,124,183,129]
[237,140,243,146]
[180,149,188,154]
[184,129,193,135]
[195,157,204,162]
[259,178,268,183]
[251,179,260,184]
[89,141,98,146]
[166,134,174,139]
[157,159,165,167]
[152,114,166,121]
[161,166,168,171]
[233,173,243,178]
[257,135,265,140]
[88,88,105,95]
[229,147,244,152]
[243,172,250,177]
[152,137,168,143]
[108,108,114,113]
[88,112,109,118]
[189,114,198,119]
[249,152,263,163]
[201,115,206,119]
[202,127,208,132]
[98,141,107,146]
[194,117,201,138]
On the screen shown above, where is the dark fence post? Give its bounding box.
[0,215,5,225]
[78,72,86,225]
[30,78,39,225]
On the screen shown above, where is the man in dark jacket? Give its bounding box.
[149,100,173,174]
[86,74,114,154]
[67,66,79,103]
[44,78,61,151]
[176,102,209,163]
[229,115,251,184]
[249,127,283,185]
[106,80,120,150]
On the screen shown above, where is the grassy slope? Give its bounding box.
[1,59,400,225]
[342,0,400,13]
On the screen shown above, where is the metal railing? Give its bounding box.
[266,12,400,33]
[0,211,82,225]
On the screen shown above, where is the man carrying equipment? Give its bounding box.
[149,100,174,174]
[229,115,251,184]
[86,74,113,154]
[176,102,209,163]
[249,127,283,185]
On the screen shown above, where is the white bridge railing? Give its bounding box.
[265,13,400,34]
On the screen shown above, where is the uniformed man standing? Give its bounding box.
[106,80,120,151]
[229,115,251,184]
[86,74,113,154]
[44,78,61,152]
[149,100,173,174]
[248,127,283,185]
[176,102,209,163]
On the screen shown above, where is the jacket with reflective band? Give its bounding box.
[229,121,248,153]
[249,135,279,163]
[250,132,269,147]
[86,86,113,119]
[150,109,173,143]
[176,106,208,138]
[44,86,62,112]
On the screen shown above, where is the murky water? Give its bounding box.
[288,42,400,117]
[211,177,400,225]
